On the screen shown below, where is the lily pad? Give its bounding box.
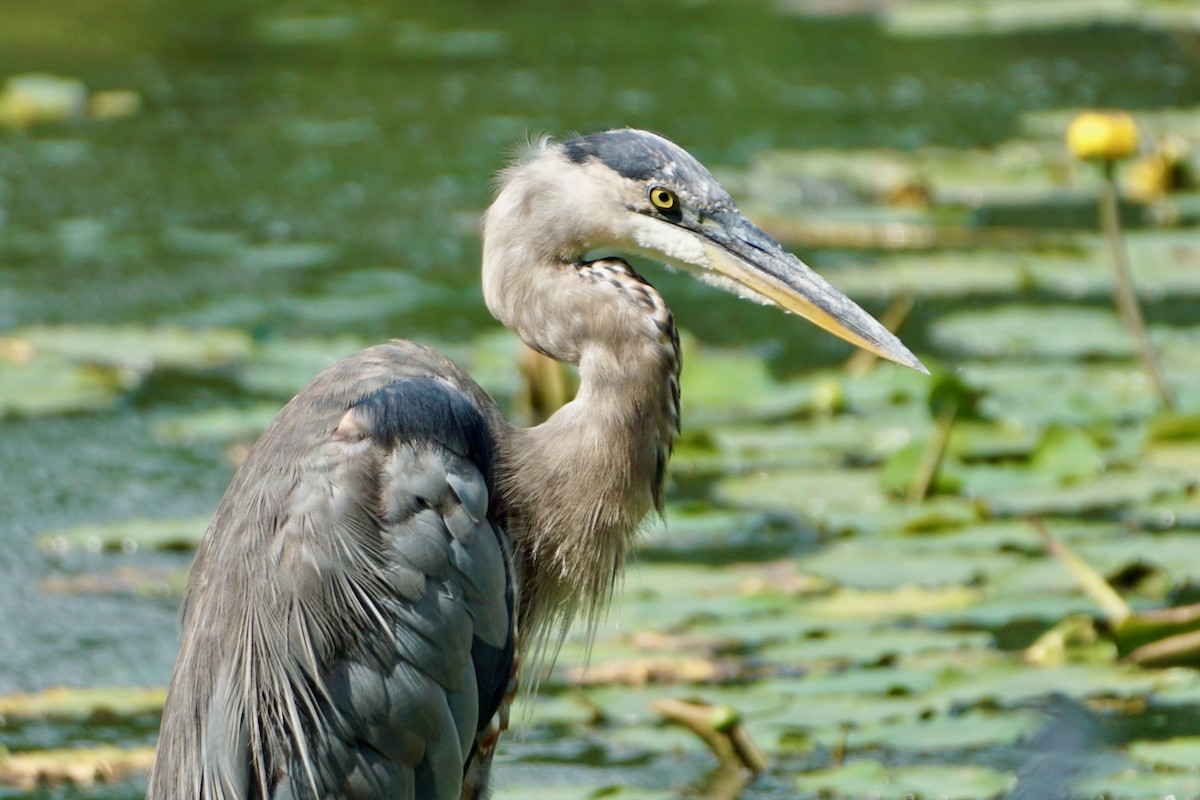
[804,585,983,620]
[1076,767,1200,799]
[1128,736,1200,770]
[852,708,1042,752]
[797,759,1011,798]
[0,745,156,789]
[799,537,1020,590]
[679,339,812,423]
[0,351,123,417]
[0,686,165,721]
[153,403,281,445]
[36,515,210,552]
[236,335,366,397]
[931,306,1135,360]
[16,324,254,372]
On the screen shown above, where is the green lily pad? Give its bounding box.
[931,306,1134,360]
[234,241,338,272]
[823,251,1031,299]
[959,464,1184,517]
[679,339,812,423]
[925,661,1170,708]
[0,352,123,417]
[800,538,1020,590]
[16,324,254,372]
[961,361,1160,426]
[852,708,1042,752]
[1076,768,1200,799]
[884,0,1200,37]
[1129,736,1200,770]
[36,515,210,552]
[0,745,156,788]
[759,624,994,668]
[797,759,1011,798]
[153,403,281,445]
[0,686,165,721]
[1146,410,1200,442]
[948,419,1040,461]
[236,335,366,397]
[37,565,187,599]
[804,585,983,620]
[498,782,672,800]
[1030,425,1106,484]
[714,467,886,531]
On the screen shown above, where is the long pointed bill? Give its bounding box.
[688,211,928,373]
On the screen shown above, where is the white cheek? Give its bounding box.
[625,217,709,270]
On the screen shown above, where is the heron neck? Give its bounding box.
[495,277,681,656]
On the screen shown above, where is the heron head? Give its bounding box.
[540,128,926,372]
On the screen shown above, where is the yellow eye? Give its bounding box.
[649,186,677,212]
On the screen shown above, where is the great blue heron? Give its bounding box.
[147,129,924,800]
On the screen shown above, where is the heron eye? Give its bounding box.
[649,187,678,213]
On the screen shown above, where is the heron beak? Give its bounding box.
[686,211,928,373]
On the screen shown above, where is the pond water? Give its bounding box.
[2,1,1200,798]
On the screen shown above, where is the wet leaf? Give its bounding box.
[0,352,123,417]
[802,537,1019,590]
[36,515,210,552]
[38,564,186,598]
[932,306,1136,360]
[797,759,1011,798]
[804,585,983,620]
[853,708,1042,752]
[1076,767,1200,799]
[1030,425,1106,484]
[1146,410,1200,442]
[16,324,253,372]
[234,242,338,272]
[0,686,165,721]
[1128,736,1200,770]
[679,339,811,422]
[236,335,366,397]
[153,403,280,445]
[0,745,156,789]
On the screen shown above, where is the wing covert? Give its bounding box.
[148,346,517,800]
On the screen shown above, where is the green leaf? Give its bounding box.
[0,686,165,720]
[16,324,254,372]
[36,515,210,552]
[1031,425,1106,484]
[931,306,1134,360]
[797,759,1011,798]
[0,352,122,417]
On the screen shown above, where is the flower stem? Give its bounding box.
[1099,160,1175,410]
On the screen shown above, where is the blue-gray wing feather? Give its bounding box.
[147,343,516,800]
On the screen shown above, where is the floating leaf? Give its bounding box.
[1030,425,1106,484]
[797,759,1011,798]
[853,708,1042,752]
[0,352,122,417]
[16,324,253,372]
[36,515,210,552]
[153,403,281,445]
[234,242,338,272]
[932,306,1136,360]
[0,686,165,721]
[0,745,156,789]
[1129,736,1200,770]
[805,585,982,620]
[1076,767,1200,799]
[236,335,365,397]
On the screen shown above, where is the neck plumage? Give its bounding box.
[482,187,680,661]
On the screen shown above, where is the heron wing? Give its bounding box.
[148,344,516,800]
